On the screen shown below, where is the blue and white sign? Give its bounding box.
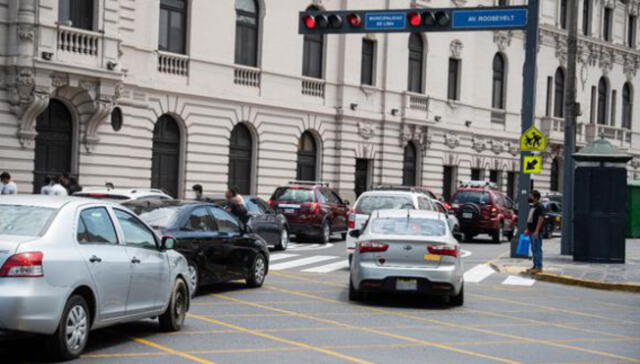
[452,8,527,29]
[365,12,406,30]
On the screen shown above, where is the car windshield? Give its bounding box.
[355,195,414,214]
[125,205,181,229]
[453,191,491,205]
[369,217,446,236]
[271,188,315,203]
[0,205,56,237]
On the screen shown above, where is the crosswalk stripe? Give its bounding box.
[302,260,349,273]
[269,253,299,262]
[463,264,495,283]
[269,256,336,271]
[502,275,536,286]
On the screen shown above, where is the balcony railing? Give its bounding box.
[408,93,429,112]
[586,124,634,147]
[491,110,506,124]
[301,77,325,98]
[57,26,100,56]
[234,65,261,88]
[158,51,189,76]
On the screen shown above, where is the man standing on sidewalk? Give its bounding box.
[527,190,546,274]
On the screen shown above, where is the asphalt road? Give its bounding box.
[3,234,640,364]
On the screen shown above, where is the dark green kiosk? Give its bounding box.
[572,138,632,263]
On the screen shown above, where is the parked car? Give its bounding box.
[450,181,517,243]
[0,196,189,360]
[542,201,562,238]
[346,188,436,262]
[268,182,349,244]
[348,209,464,306]
[434,200,462,241]
[209,195,290,251]
[74,187,173,202]
[124,200,270,295]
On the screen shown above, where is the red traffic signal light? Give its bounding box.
[408,12,421,27]
[346,13,362,27]
[303,14,316,29]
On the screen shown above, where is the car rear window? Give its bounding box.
[355,195,414,214]
[370,217,446,236]
[0,205,56,237]
[124,205,181,229]
[271,188,315,203]
[452,191,491,205]
[74,193,129,201]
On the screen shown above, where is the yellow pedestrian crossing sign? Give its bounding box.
[520,126,547,152]
[522,155,542,174]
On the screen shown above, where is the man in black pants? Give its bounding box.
[527,190,545,274]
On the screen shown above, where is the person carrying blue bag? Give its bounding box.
[526,190,546,274]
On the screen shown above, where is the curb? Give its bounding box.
[491,263,640,294]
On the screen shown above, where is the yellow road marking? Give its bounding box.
[188,313,374,364]
[266,280,640,363]
[211,294,522,364]
[130,337,215,364]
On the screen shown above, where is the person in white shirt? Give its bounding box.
[0,171,18,195]
[40,176,53,195]
[49,176,68,196]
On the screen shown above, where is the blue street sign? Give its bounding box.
[452,8,527,29]
[364,12,406,30]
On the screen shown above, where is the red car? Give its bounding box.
[450,182,516,243]
[269,182,349,244]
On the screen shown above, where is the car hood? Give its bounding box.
[0,235,38,267]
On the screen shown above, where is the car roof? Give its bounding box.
[76,187,171,197]
[0,195,115,209]
[358,190,423,198]
[369,209,443,219]
[123,199,210,209]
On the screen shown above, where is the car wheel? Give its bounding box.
[275,229,289,251]
[348,277,364,301]
[187,263,199,297]
[246,253,267,288]
[492,223,504,244]
[46,294,90,361]
[159,278,188,332]
[319,221,331,244]
[450,284,464,307]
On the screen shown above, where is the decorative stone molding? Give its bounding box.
[623,54,640,81]
[630,158,640,170]
[471,136,486,153]
[603,0,615,9]
[554,34,567,66]
[400,123,430,152]
[488,140,504,155]
[51,73,69,88]
[493,30,513,52]
[599,47,615,76]
[84,98,113,152]
[444,132,460,149]
[17,91,50,148]
[451,0,467,5]
[17,24,35,42]
[80,80,99,99]
[357,121,376,140]
[450,39,463,58]
[506,141,519,157]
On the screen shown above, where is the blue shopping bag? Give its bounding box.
[516,233,531,257]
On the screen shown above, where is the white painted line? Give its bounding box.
[269,253,299,262]
[460,249,472,258]
[463,264,495,283]
[502,275,536,287]
[288,243,335,251]
[269,256,336,271]
[302,260,350,273]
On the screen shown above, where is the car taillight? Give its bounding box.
[348,210,356,229]
[490,207,498,217]
[0,252,44,277]
[268,200,275,207]
[358,241,389,253]
[88,193,108,197]
[302,202,320,214]
[427,245,458,258]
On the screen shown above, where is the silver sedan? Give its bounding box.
[349,209,464,306]
[0,195,191,360]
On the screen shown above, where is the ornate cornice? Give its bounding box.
[450,39,463,59]
[444,132,460,149]
[357,121,376,140]
[493,30,513,52]
[17,24,35,42]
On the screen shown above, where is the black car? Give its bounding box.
[209,196,290,251]
[124,200,269,295]
[542,201,562,238]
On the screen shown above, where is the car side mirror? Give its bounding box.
[349,230,361,238]
[161,235,176,250]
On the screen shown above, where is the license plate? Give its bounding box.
[463,213,473,219]
[423,254,441,261]
[284,209,295,214]
[396,279,417,291]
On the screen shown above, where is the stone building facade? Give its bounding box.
[1,0,639,202]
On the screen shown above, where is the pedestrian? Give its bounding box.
[192,184,204,201]
[527,190,545,274]
[49,176,68,196]
[60,173,71,194]
[41,176,53,195]
[224,187,248,224]
[67,175,82,194]
[0,171,18,194]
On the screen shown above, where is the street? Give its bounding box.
[3,236,639,364]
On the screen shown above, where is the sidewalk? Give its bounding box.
[491,237,640,293]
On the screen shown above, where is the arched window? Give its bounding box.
[554,68,565,118]
[407,33,424,93]
[59,0,94,30]
[623,82,633,129]
[228,124,253,195]
[159,0,187,54]
[492,53,506,109]
[302,6,323,78]
[550,157,561,192]
[152,115,181,198]
[34,100,74,193]
[235,0,259,67]
[597,77,609,125]
[297,131,318,181]
[402,142,418,186]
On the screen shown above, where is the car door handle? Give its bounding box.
[89,255,102,263]
[131,257,141,264]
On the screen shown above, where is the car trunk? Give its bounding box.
[360,236,457,269]
[270,189,318,222]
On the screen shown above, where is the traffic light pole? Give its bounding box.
[512,0,540,258]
